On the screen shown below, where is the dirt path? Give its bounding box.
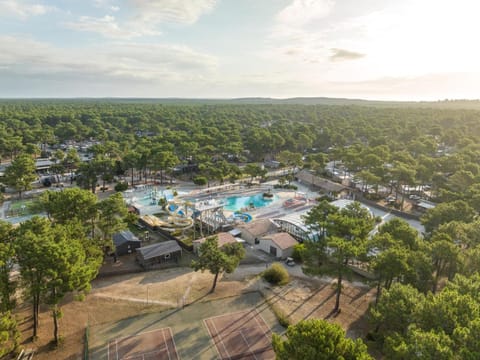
[92,293,177,307]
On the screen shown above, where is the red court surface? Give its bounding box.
[107,328,179,360]
[204,310,275,360]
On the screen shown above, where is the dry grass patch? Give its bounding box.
[14,266,376,360]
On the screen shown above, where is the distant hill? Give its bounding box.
[2,97,480,109]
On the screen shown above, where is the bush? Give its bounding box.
[273,184,298,190]
[193,176,207,186]
[179,236,193,246]
[158,198,167,209]
[272,306,290,327]
[114,181,129,192]
[316,194,331,202]
[263,263,290,285]
[292,243,306,263]
[365,193,383,201]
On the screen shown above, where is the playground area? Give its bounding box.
[88,291,282,360]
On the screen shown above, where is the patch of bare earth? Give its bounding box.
[15,267,375,359]
[15,267,257,359]
[261,277,376,338]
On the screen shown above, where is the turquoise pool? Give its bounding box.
[224,193,277,211]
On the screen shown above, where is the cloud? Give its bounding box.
[130,0,217,25]
[93,0,120,12]
[276,0,334,27]
[67,0,217,39]
[0,35,217,83]
[65,15,160,39]
[268,0,338,64]
[329,48,364,62]
[0,0,56,19]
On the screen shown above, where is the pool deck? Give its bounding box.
[1,180,424,234]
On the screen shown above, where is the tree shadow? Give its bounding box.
[286,283,328,318]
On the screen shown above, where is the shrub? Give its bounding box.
[263,263,290,285]
[272,305,290,327]
[193,176,207,186]
[315,194,331,202]
[273,184,298,190]
[114,181,129,192]
[158,198,167,209]
[292,243,306,263]
[179,236,193,246]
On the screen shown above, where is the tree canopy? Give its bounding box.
[272,319,372,360]
[191,236,245,293]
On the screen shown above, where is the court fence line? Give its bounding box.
[84,322,89,360]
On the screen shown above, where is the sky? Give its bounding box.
[0,0,479,100]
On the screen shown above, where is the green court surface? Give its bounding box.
[88,291,283,360]
[9,199,37,213]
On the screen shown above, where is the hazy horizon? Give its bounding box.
[1,0,479,100]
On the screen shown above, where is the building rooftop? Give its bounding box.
[113,230,141,246]
[193,232,237,247]
[237,218,280,237]
[136,240,182,260]
[262,232,298,250]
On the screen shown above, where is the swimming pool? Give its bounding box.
[224,193,277,211]
[131,195,160,207]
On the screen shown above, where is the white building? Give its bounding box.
[258,232,298,259]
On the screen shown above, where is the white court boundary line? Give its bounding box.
[204,309,273,360]
[162,328,172,360]
[204,318,231,360]
[239,329,258,360]
[107,327,177,360]
[252,309,273,343]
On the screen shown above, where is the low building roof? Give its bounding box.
[416,200,437,210]
[297,170,347,192]
[193,232,237,247]
[261,232,298,250]
[113,230,141,246]
[275,206,314,233]
[229,228,242,237]
[237,218,279,237]
[136,240,182,260]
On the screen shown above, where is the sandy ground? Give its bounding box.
[14,264,375,360]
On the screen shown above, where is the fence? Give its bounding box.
[84,323,89,360]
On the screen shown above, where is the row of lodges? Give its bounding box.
[113,230,182,270]
[192,219,299,260]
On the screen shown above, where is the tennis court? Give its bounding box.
[204,309,275,360]
[107,328,179,360]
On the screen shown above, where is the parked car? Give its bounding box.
[285,257,295,266]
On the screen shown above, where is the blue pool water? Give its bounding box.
[133,196,160,206]
[224,193,276,211]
